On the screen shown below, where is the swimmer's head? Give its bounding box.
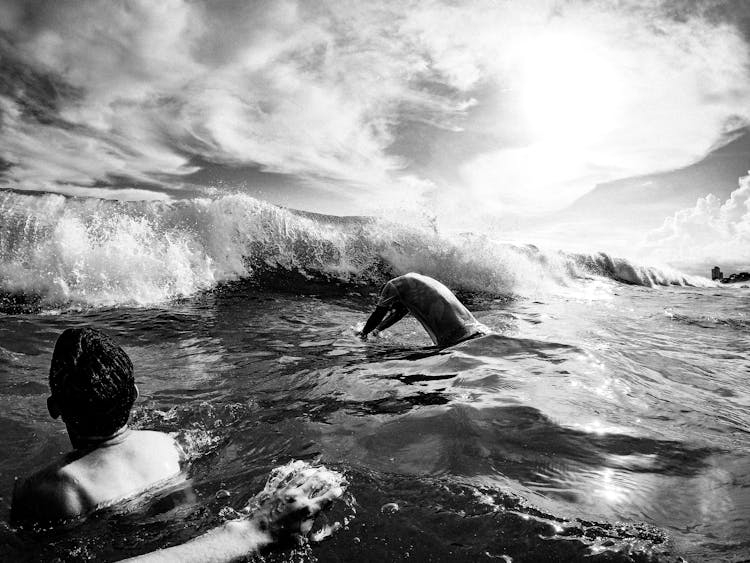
[48,327,137,437]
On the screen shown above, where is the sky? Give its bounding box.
[1,0,750,273]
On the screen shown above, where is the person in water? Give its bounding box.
[358,272,487,347]
[12,327,346,562]
[11,327,184,526]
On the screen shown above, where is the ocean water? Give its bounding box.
[0,190,748,562]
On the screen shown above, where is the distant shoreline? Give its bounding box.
[720,272,750,284]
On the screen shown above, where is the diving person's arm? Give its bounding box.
[359,305,389,339]
[374,303,408,333]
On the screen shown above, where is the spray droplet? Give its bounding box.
[380,502,399,514]
[215,489,231,500]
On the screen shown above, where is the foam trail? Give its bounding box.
[0,190,711,309]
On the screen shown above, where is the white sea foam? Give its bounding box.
[0,190,710,308]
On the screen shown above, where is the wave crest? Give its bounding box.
[567,251,709,287]
[0,190,710,309]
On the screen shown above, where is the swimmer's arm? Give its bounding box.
[374,303,408,333]
[122,462,344,563]
[359,305,389,339]
[121,518,272,563]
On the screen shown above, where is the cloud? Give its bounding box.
[0,94,193,194]
[0,0,472,204]
[642,174,750,273]
[0,0,749,219]
[441,0,750,215]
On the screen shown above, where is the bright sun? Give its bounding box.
[518,31,624,145]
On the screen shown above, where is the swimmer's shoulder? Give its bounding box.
[126,430,184,468]
[11,461,89,526]
[131,429,180,447]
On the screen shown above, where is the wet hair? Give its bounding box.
[49,327,137,437]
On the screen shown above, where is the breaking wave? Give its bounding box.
[0,190,711,309]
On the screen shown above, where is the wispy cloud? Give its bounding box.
[0,1,470,203]
[0,0,748,221]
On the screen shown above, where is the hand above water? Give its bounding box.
[122,461,347,562]
[356,329,379,341]
[246,460,347,540]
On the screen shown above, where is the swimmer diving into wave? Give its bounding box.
[357,272,489,348]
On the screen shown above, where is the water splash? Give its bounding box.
[0,190,710,310]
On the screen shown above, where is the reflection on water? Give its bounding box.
[0,282,748,560]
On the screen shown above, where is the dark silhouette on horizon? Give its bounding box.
[713,266,750,284]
